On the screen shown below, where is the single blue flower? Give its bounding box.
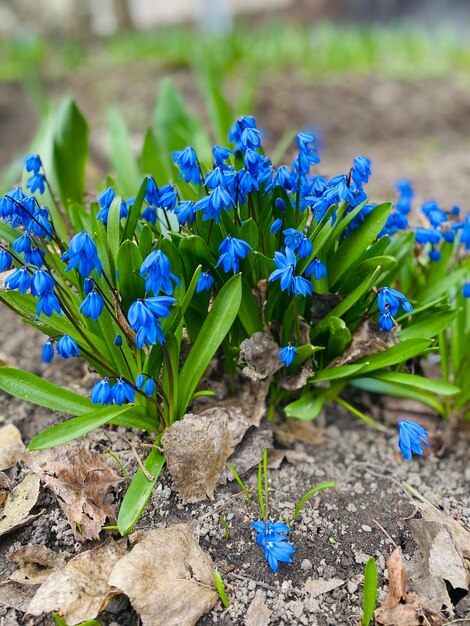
[398,420,430,461]
[378,287,413,316]
[205,165,236,190]
[0,250,13,271]
[135,373,145,389]
[79,290,105,321]
[24,247,45,268]
[240,126,264,150]
[25,154,42,174]
[5,267,31,294]
[196,271,214,293]
[145,176,160,206]
[297,235,313,259]
[212,145,231,164]
[12,234,32,254]
[351,156,371,186]
[463,283,470,298]
[158,185,178,212]
[31,269,54,296]
[172,147,201,185]
[112,377,135,405]
[66,232,102,277]
[56,335,80,359]
[128,297,174,349]
[252,520,295,573]
[144,378,155,397]
[275,197,287,212]
[237,169,259,195]
[140,249,180,296]
[174,200,197,226]
[96,187,128,224]
[270,219,283,234]
[229,116,257,151]
[42,339,54,364]
[305,258,327,281]
[265,166,293,193]
[215,235,252,274]
[429,248,442,262]
[203,185,233,223]
[28,207,54,239]
[114,334,123,347]
[283,229,304,251]
[378,310,394,332]
[91,378,112,405]
[26,173,46,195]
[278,343,297,367]
[36,292,62,318]
[142,205,157,225]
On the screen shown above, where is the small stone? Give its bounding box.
[347,581,358,594]
[361,524,372,532]
[248,580,256,590]
[301,559,313,571]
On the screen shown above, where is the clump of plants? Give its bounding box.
[0,87,467,540]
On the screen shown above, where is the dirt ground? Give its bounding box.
[1,61,470,626]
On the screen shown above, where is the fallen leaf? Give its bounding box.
[329,320,397,367]
[0,583,35,612]
[267,449,314,469]
[28,539,125,624]
[108,524,217,626]
[0,424,26,470]
[429,528,468,590]
[27,442,122,541]
[275,421,325,447]
[414,500,470,559]
[0,470,11,507]
[279,364,314,391]
[0,473,41,537]
[303,577,345,597]
[162,412,234,503]
[375,547,443,626]
[8,545,69,586]
[219,428,273,484]
[245,589,271,626]
[239,332,283,381]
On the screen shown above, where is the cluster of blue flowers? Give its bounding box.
[25,154,46,195]
[90,376,135,406]
[252,521,296,573]
[377,287,413,332]
[42,335,80,363]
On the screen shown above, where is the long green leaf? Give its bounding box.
[354,339,432,374]
[351,377,444,414]
[118,441,165,535]
[28,405,134,449]
[370,371,459,396]
[177,274,242,417]
[284,392,324,420]
[0,367,94,415]
[311,362,368,383]
[107,107,140,196]
[362,557,378,626]
[399,310,457,341]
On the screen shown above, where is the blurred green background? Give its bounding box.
[2,0,470,207]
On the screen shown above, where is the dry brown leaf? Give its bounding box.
[414,501,470,559]
[375,547,443,626]
[303,577,345,597]
[0,473,41,537]
[0,470,11,508]
[219,428,273,485]
[8,545,69,586]
[267,449,314,469]
[28,539,125,624]
[329,320,398,367]
[245,590,271,626]
[0,424,26,470]
[0,583,35,612]
[27,442,122,541]
[162,412,234,503]
[276,421,325,447]
[108,524,217,626]
[239,332,283,381]
[428,528,468,590]
[279,364,314,391]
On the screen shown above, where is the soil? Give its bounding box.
[1,51,470,626]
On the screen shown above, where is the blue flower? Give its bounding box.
[429,249,441,262]
[240,126,264,150]
[135,373,145,389]
[461,215,470,250]
[112,377,135,405]
[25,247,45,268]
[26,173,46,195]
[203,186,233,223]
[196,271,214,293]
[144,378,155,397]
[351,156,371,186]
[215,235,252,274]
[237,169,259,195]
[91,378,112,405]
[268,248,313,296]
[0,250,12,271]
[174,200,197,225]
[270,219,283,234]
[79,290,105,321]
[28,206,54,239]
[205,165,236,191]
[36,292,61,318]
[12,234,31,254]
[96,187,128,224]
[283,229,304,251]
[145,176,160,205]
[56,335,80,359]
[398,420,430,461]
[172,147,201,185]
[229,116,258,151]
[42,339,54,364]
[378,287,413,316]
[278,343,297,367]
[252,521,295,573]
[5,267,31,294]
[140,250,180,295]
[25,154,42,174]
[463,283,470,298]
[275,197,287,212]
[378,310,394,332]
[415,228,442,245]
[305,258,327,281]
[66,232,102,277]
[31,270,54,296]
[114,334,123,347]
[265,166,293,193]
[212,145,232,165]
[128,297,175,349]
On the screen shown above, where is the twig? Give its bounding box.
[197,488,254,523]
[227,572,279,593]
[372,519,397,548]
[131,442,154,481]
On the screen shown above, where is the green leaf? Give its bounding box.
[177,274,242,417]
[107,195,122,265]
[362,557,378,626]
[0,221,19,245]
[328,203,391,287]
[53,98,88,206]
[312,362,369,383]
[0,367,94,415]
[238,278,263,337]
[117,240,144,310]
[28,405,134,449]
[122,177,147,243]
[350,377,444,414]
[284,392,324,420]
[293,482,335,521]
[107,107,140,196]
[118,441,165,535]
[399,309,457,341]
[370,371,459,396]
[354,339,432,374]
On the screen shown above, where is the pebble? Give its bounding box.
[347,581,358,594]
[301,558,313,571]
[361,524,372,532]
